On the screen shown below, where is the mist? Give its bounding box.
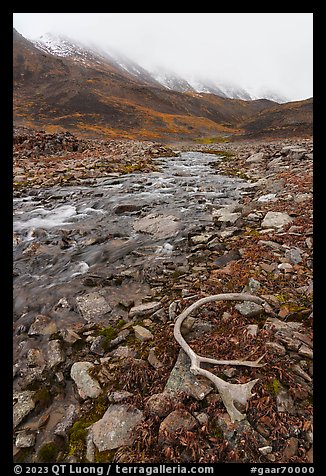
[13,13,313,102]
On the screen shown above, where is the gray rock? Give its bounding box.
[261,211,293,229]
[265,342,287,356]
[159,409,198,443]
[88,404,144,451]
[54,404,79,437]
[15,431,36,448]
[246,324,259,337]
[242,278,261,294]
[90,336,107,356]
[235,301,263,318]
[129,301,161,319]
[148,349,164,369]
[47,339,65,369]
[110,346,137,359]
[133,325,154,341]
[285,248,302,264]
[76,292,112,323]
[107,329,130,350]
[257,193,276,202]
[245,152,266,163]
[216,212,242,226]
[107,391,133,403]
[13,391,36,428]
[164,349,212,400]
[287,148,307,160]
[133,213,179,238]
[28,314,57,336]
[298,344,313,359]
[70,362,101,399]
[276,387,296,414]
[146,392,176,417]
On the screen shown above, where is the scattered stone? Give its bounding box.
[129,301,161,319]
[195,412,209,426]
[164,349,212,400]
[261,211,293,229]
[60,328,81,344]
[257,193,276,202]
[88,404,144,451]
[223,367,237,378]
[242,278,261,294]
[133,325,154,341]
[190,234,213,245]
[276,387,296,415]
[28,314,57,336]
[245,152,266,163]
[258,445,273,455]
[146,392,176,417]
[246,324,259,337]
[278,263,294,273]
[107,391,133,403]
[283,437,299,459]
[216,212,242,226]
[298,344,313,359]
[159,410,198,443]
[15,431,36,448]
[133,213,179,238]
[70,362,101,399]
[110,346,137,359]
[214,249,241,268]
[76,293,112,323]
[113,204,143,214]
[90,335,107,356]
[265,342,287,356]
[235,301,263,318]
[148,349,164,369]
[13,391,36,428]
[54,404,78,437]
[47,340,65,368]
[107,329,130,350]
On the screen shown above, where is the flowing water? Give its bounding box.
[13,152,250,326]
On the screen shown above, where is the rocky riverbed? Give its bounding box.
[13,131,313,464]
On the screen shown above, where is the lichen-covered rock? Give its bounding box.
[70,362,101,399]
[88,404,144,452]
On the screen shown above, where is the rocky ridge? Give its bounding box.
[13,134,313,464]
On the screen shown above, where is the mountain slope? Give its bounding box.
[13,29,312,140]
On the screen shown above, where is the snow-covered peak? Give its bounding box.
[33,33,89,58]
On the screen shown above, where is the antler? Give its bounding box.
[174,293,276,421]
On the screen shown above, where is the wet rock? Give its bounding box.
[235,301,263,318]
[54,404,79,437]
[113,204,143,214]
[88,404,144,452]
[28,314,57,337]
[159,410,198,443]
[261,211,293,229]
[133,213,179,239]
[13,391,36,428]
[76,292,112,323]
[70,362,101,400]
[164,349,212,400]
[15,431,36,448]
[47,340,65,368]
[133,325,154,341]
[129,301,161,319]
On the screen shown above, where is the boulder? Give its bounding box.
[88,404,144,451]
[261,211,293,229]
[164,349,212,400]
[70,362,101,399]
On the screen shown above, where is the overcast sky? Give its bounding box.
[13,13,313,101]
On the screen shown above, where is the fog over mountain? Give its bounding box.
[13,13,313,102]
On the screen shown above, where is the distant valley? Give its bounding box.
[13,29,313,141]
